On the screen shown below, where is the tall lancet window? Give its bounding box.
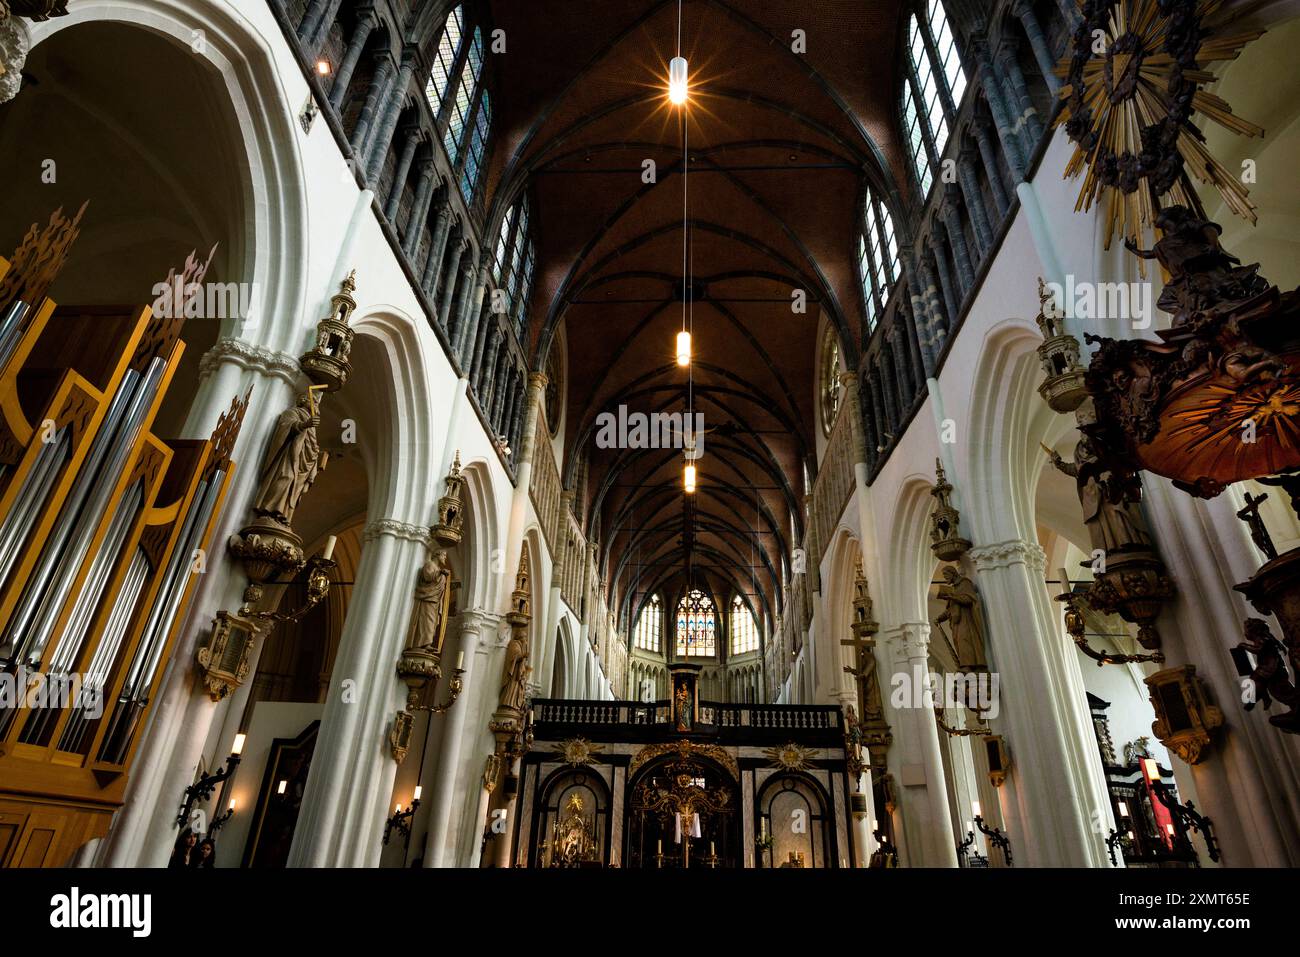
[490,198,536,344]
[857,189,900,332]
[427,6,489,198]
[675,589,716,657]
[730,595,759,655]
[634,594,662,652]
[443,26,484,168]
[901,0,969,197]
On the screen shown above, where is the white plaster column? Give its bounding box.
[1140,480,1300,865]
[422,609,488,866]
[98,345,300,866]
[884,623,959,867]
[287,519,428,866]
[969,539,1112,866]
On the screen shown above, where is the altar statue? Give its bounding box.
[935,566,988,672]
[253,391,324,526]
[551,793,594,866]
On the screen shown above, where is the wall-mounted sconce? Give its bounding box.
[971,801,1013,867]
[210,798,237,835]
[384,786,422,846]
[934,706,991,738]
[175,733,245,830]
[1054,578,1165,667]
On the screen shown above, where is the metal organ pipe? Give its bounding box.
[2,356,165,666]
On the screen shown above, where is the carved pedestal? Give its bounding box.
[1085,549,1176,650]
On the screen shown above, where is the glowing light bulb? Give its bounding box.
[668,56,689,105]
[676,330,691,366]
[684,462,696,493]
[316,59,332,76]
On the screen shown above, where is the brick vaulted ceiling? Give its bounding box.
[482,0,910,631]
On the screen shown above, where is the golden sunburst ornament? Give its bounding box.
[763,742,818,772]
[553,737,604,767]
[1055,0,1264,251]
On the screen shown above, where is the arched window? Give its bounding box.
[675,589,716,657]
[460,91,490,200]
[443,26,483,167]
[730,595,759,655]
[857,190,900,331]
[819,326,841,435]
[425,6,464,113]
[634,594,662,653]
[901,0,968,197]
[491,197,535,344]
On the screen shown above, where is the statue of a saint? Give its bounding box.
[406,549,451,655]
[253,392,324,526]
[499,626,530,714]
[935,566,988,672]
[1048,435,1152,554]
[674,683,692,732]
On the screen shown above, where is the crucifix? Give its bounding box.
[1237,491,1278,561]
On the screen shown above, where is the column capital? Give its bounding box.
[362,518,431,545]
[884,622,931,664]
[198,336,300,384]
[969,539,1047,573]
[528,371,549,391]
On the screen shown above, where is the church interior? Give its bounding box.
[1,0,1300,887]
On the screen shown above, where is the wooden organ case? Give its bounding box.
[0,208,247,866]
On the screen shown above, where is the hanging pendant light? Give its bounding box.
[669,55,689,105]
[676,329,691,366]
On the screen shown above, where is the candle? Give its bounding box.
[710,841,715,855]
[321,535,337,561]
[971,800,982,819]
[231,733,246,755]
[456,650,465,670]
[228,798,237,811]
[414,785,422,801]
[395,803,402,813]
[277,780,287,795]
[657,839,663,853]
[965,821,972,834]
[1143,758,1161,782]
[1166,823,1175,836]
[870,819,877,834]
[1117,800,1129,818]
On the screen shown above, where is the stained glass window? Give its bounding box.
[675,589,716,657]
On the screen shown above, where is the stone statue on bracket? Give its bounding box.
[406,548,452,657]
[1047,432,1152,555]
[935,566,987,673]
[499,625,531,714]
[252,389,326,527]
